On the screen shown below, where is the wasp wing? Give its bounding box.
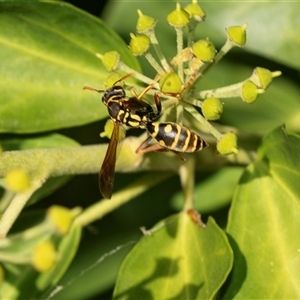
[99,122,120,199]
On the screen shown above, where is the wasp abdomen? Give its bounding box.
[147,122,208,153]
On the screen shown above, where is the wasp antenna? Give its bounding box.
[136,74,162,100]
[113,73,134,86]
[83,86,104,93]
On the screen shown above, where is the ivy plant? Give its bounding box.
[0,0,299,299]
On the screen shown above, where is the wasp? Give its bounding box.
[84,74,208,199]
[84,74,161,199]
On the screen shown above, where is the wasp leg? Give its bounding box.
[154,92,162,114]
[136,136,186,161]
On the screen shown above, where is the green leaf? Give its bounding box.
[0,133,79,151]
[48,232,137,300]
[171,167,244,213]
[113,213,233,299]
[224,127,300,298]
[0,1,139,133]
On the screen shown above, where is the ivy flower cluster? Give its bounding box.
[97,0,281,156]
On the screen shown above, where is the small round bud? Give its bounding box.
[226,24,247,46]
[100,51,120,71]
[100,120,125,142]
[159,72,182,94]
[32,240,57,272]
[192,39,216,62]
[217,132,238,155]
[202,97,223,120]
[129,33,150,56]
[241,80,262,104]
[253,67,281,90]
[5,169,30,192]
[136,9,157,33]
[184,1,205,22]
[167,3,190,28]
[104,73,121,89]
[47,205,74,235]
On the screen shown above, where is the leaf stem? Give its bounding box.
[184,104,223,140]
[179,156,195,211]
[148,30,172,73]
[75,172,172,227]
[0,179,44,238]
[175,27,184,83]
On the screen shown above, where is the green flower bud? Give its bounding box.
[5,169,30,192]
[217,132,238,155]
[100,119,114,139]
[100,119,125,141]
[184,0,205,22]
[104,73,121,89]
[129,33,150,56]
[192,39,216,62]
[159,72,182,94]
[252,67,281,90]
[136,9,157,33]
[167,2,190,28]
[241,80,262,104]
[202,97,223,120]
[47,205,74,235]
[99,51,120,72]
[32,240,57,272]
[226,24,247,46]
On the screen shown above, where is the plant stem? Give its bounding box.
[179,156,195,211]
[148,30,172,73]
[0,179,44,238]
[75,172,172,227]
[184,104,223,140]
[175,27,184,83]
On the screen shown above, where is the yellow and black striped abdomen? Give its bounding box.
[147,122,208,153]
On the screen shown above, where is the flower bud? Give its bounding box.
[104,73,121,89]
[32,240,57,272]
[5,169,30,192]
[217,132,238,155]
[192,39,216,62]
[99,51,120,71]
[159,72,182,94]
[136,9,157,33]
[184,1,205,22]
[252,67,281,90]
[129,33,150,56]
[47,205,74,235]
[167,3,190,28]
[226,24,247,46]
[100,120,125,141]
[241,80,262,104]
[202,97,223,120]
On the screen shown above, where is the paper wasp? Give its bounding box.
[83,74,161,199]
[84,74,208,199]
